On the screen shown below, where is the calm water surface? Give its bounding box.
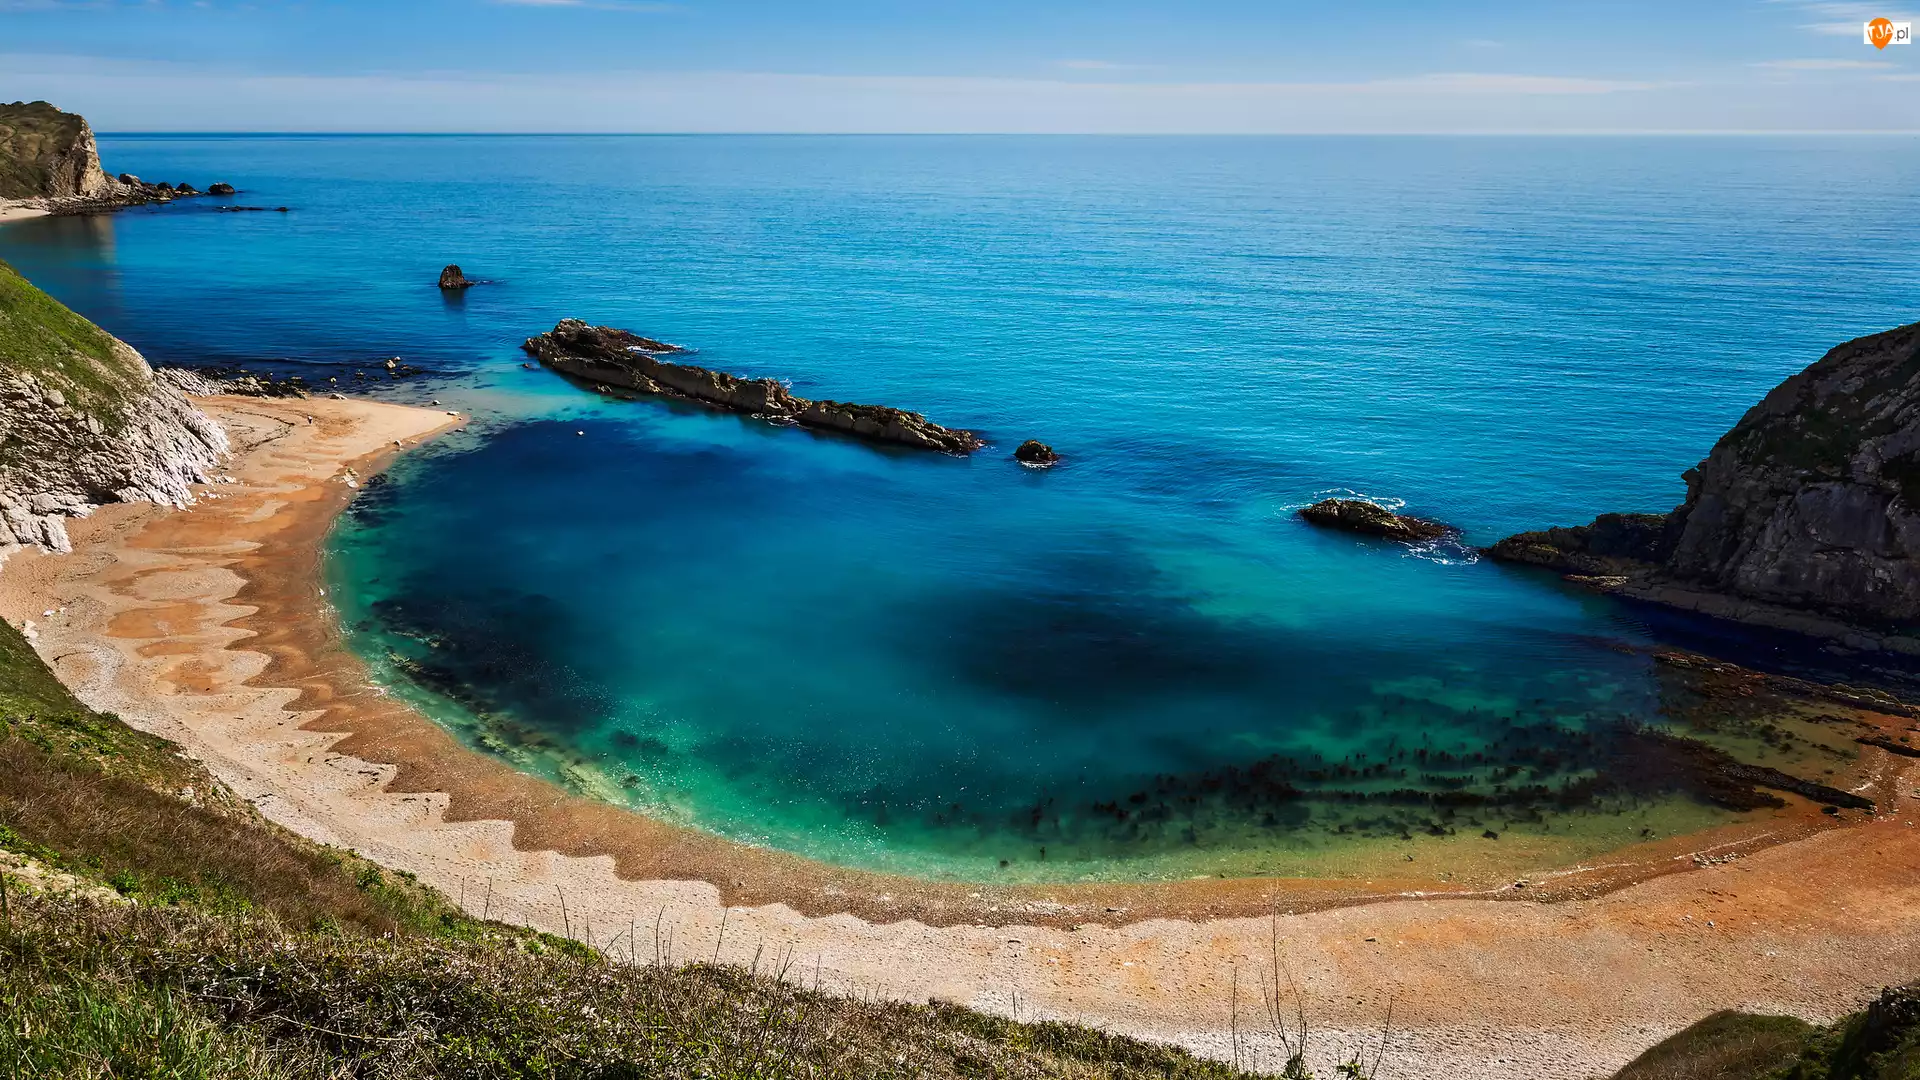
[5,135,1917,881]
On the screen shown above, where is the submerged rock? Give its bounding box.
[1014,440,1060,466]
[523,319,985,454]
[1489,321,1920,652]
[1298,498,1453,542]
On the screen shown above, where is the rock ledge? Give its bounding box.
[523,320,984,454]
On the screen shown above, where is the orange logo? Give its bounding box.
[1869,17,1895,48]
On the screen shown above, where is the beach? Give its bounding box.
[0,202,50,225]
[0,392,1911,1078]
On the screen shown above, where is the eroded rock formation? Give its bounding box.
[0,261,228,558]
[524,319,985,454]
[1490,321,1920,650]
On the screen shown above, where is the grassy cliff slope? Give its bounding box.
[0,256,156,464]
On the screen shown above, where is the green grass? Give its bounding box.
[1613,994,1920,1080]
[0,614,472,936]
[1613,1011,1817,1080]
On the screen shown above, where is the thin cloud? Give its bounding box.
[1057,59,1153,72]
[1770,0,1919,35]
[8,52,1904,135]
[1752,58,1895,68]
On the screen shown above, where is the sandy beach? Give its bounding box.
[2,393,1917,1079]
[0,201,50,225]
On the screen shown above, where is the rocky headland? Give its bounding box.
[0,100,234,217]
[524,319,985,453]
[1299,497,1454,542]
[0,258,227,558]
[1489,320,1920,652]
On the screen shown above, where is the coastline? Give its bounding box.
[1,394,1917,1078]
[0,202,50,225]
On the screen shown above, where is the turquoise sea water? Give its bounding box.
[4,135,1918,881]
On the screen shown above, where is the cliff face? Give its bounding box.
[0,259,227,557]
[1491,321,1920,644]
[1665,322,1920,620]
[0,101,117,201]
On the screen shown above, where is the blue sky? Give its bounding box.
[1,0,1916,132]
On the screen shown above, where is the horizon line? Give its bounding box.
[93,129,1920,138]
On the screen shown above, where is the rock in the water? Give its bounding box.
[174,182,197,194]
[1489,321,1920,650]
[524,319,984,454]
[1014,439,1060,466]
[438,264,474,290]
[117,172,140,186]
[207,182,235,195]
[1299,498,1453,542]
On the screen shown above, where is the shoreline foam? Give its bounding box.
[0,393,1916,1079]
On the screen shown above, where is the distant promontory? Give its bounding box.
[0,100,234,214]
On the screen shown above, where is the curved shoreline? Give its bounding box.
[2,394,1918,1078]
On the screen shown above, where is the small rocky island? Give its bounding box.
[524,319,985,454]
[1299,497,1453,542]
[1490,320,1920,652]
[1014,439,1060,467]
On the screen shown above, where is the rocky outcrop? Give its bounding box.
[0,100,116,201]
[0,261,228,559]
[438,265,474,290]
[1014,440,1060,467]
[1299,498,1453,542]
[157,366,311,399]
[1486,512,1681,575]
[1489,321,1920,650]
[524,319,985,454]
[1,101,231,215]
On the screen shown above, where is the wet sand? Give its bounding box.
[3,393,1918,1079]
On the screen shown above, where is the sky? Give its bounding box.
[0,0,1916,133]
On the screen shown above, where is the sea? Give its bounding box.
[3,134,1917,882]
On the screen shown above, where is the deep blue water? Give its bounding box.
[5,135,1918,880]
